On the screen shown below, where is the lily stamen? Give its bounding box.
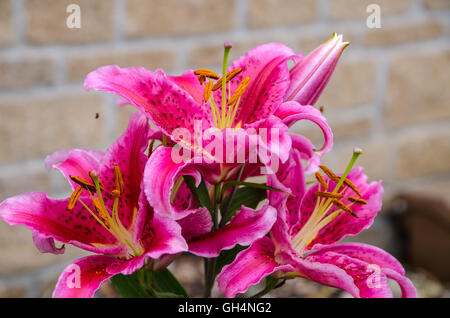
[68,187,83,210]
[315,172,328,191]
[227,76,250,106]
[204,81,213,102]
[349,197,367,205]
[111,189,121,198]
[319,165,340,183]
[212,68,243,91]
[331,199,358,218]
[69,175,96,192]
[93,197,111,228]
[198,75,206,85]
[196,43,251,130]
[113,165,124,194]
[194,69,220,80]
[292,149,364,255]
[343,178,362,197]
[315,191,343,199]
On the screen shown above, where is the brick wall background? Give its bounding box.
[0,0,448,297]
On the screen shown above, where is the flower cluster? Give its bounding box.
[0,34,416,298]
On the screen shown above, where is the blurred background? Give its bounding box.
[0,0,448,297]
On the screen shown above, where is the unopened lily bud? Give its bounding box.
[285,33,348,106]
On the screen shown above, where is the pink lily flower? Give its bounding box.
[84,37,344,221]
[217,150,417,298]
[83,37,342,175]
[0,112,187,297]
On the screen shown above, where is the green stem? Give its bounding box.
[219,164,245,228]
[204,258,217,298]
[204,183,223,297]
[221,44,232,126]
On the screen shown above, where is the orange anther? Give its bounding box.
[68,187,83,210]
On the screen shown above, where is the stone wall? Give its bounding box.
[0,0,448,297]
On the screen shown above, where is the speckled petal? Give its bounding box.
[217,237,293,298]
[98,112,151,230]
[300,250,393,298]
[0,192,123,255]
[133,191,188,261]
[84,65,212,140]
[312,243,405,275]
[53,255,116,298]
[311,243,417,298]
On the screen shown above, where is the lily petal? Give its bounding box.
[0,192,123,255]
[246,115,292,168]
[53,255,116,298]
[178,208,212,241]
[144,146,218,220]
[188,203,277,257]
[217,237,293,298]
[275,101,333,155]
[135,192,188,261]
[312,243,418,298]
[84,65,212,140]
[268,149,305,229]
[267,150,306,257]
[45,149,103,190]
[290,133,320,173]
[382,268,418,298]
[98,111,150,230]
[169,70,204,105]
[312,243,406,275]
[298,250,393,298]
[32,231,65,255]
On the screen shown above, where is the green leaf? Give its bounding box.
[152,268,189,298]
[184,176,213,213]
[110,273,149,298]
[220,187,267,223]
[214,245,248,277]
[222,181,293,196]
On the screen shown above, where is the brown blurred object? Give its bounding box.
[392,194,450,283]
